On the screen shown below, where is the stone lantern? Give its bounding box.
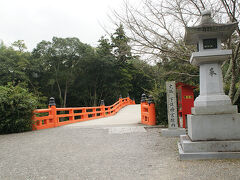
[178,11,240,160]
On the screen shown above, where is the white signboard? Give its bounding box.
[166,81,178,129]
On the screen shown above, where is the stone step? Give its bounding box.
[178,142,240,160]
[180,135,240,152]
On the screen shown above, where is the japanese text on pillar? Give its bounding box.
[166,81,178,129]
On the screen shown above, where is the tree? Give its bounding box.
[114,0,240,105]
[32,37,93,107]
[111,24,132,63]
[0,83,39,134]
[128,58,155,103]
[12,40,27,52]
[0,43,31,85]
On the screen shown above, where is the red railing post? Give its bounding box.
[69,109,74,121]
[91,108,95,118]
[147,95,156,126]
[107,107,111,116]
[49,97,57,127]
[82,108,88,120]
[141,94,156,126]
[51,105,57,127]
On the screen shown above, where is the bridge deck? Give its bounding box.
[65,104,141,127]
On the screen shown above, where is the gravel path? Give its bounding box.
[0,105,240,180]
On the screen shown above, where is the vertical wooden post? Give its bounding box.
[69,109,74,121]
[148,95,156,126]
[92,108,96,118]
[82,108,88,120]
[49,97,57,127]
[51,105,57,127]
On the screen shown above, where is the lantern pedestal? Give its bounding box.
[188,113,240,141]
[191,105,237,115]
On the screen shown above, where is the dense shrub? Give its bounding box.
[0,84,38,134]
[148,84,168,125]
[153,92,168,125]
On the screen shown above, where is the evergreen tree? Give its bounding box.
[111,24,132,63]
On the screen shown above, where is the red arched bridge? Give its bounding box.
[32,95,156,130]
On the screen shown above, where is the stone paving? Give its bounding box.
[0,105,240,180]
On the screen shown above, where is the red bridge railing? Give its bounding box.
[140,94,156,125]
[33,97,135,130]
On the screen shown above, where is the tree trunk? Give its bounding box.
[93,88,97,107]
[56,79,63,107]
[63,80,68,108]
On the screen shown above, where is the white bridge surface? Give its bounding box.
[65,104,141,127]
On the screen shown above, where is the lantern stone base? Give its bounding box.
[191,105,238,115]
[194,94,233,107]
[188,113,240,141]
[178,135,240,160]
[161,128,186,137]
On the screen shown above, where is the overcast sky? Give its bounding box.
[0,0,137,51]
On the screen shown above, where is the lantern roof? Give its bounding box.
[184,10,238,45]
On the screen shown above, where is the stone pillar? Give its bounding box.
[166,81,178,128]
[192,61,235,110]
[161,81,186,137]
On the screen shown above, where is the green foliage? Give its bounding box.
[157,42,199,85]
[128,59,155,103]
[11,40,27,52]
[32,37,95,107]
[148,83,168,125]
[111,24,132,63]
[0,84,39,134]
[0,44,31,85]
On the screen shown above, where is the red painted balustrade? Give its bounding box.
[32,97,135,130]
[140,94,156,126]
